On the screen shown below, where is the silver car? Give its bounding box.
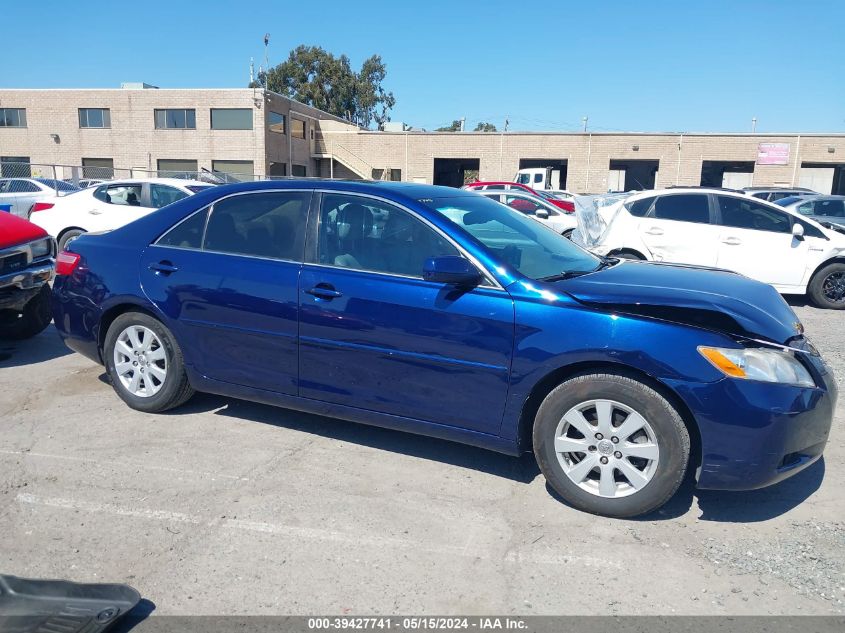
[741,186,817,202]
[0,178,79,218]
[779,195,845,232]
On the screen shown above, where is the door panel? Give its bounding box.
[298,266,514,434]
[638,194,720,266]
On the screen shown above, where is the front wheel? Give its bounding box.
[808,263,845,309]
[533,373,690,518]
[103,312,195,412]
[0,285,53,340]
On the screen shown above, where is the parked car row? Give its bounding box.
[570,187,845,309]
[0,177,80,218]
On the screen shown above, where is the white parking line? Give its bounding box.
[0,449,250,482]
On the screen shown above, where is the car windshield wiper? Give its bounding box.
[539,270,592,282]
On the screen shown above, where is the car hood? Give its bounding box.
[0,212,48,247]
[557,260,803,344]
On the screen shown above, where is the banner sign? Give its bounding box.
[757,142,790,165]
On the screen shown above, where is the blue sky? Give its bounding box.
[2,0,842,133]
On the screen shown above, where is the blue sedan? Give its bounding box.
[51,180,836,517]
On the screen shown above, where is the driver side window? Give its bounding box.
[315,194,459,278]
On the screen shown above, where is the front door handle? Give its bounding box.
[305,284,343,300]
[148,261,178,275]
[722,237,742,246]
[645,227,664,236]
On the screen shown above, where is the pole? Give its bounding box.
[582,116,588,132]
[585,133,592,192]
[791,135,801,187]
[330,140,334,179]
[676,133,683,185]
[751,117,757,133]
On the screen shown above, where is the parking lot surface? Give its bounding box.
[1,302,843,616]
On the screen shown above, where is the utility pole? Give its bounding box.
[582,116,588,132]
[751,117,757,133]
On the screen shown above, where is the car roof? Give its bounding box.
[95,177,211,188]
[741,186,815,192]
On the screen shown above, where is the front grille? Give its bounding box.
[0,252,27,275]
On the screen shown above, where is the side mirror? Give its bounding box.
[423,256,481,287]
[535,209,549,219]
[792,223,805,239]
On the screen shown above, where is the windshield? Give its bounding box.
[35,178,79,192]
[421,195,599,279]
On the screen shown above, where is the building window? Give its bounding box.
[212,160,254,182]
[292,164,307,177]
[0,108,27,128]
[82,158,114,179]
[269,162,287,177]
[210,108,253,130]
[268,111,286,134]
[78,108,111,128]
[0,156,30,177]
[154,109,196,129]
[157,159,198,178]
[291,118,306,139]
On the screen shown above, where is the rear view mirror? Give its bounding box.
[423,256,481,287]
[792,223,805,239]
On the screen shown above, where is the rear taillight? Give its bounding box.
[559,201,575,213]
[56,251,81,276]
[31,202,54,213]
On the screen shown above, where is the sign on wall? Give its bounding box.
[757,143,790,165]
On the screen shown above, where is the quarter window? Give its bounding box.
[651,194,710,223]
[157,208,209,249]
[0,109,26,127]
[203,191,310,260]
[315,194,460,278]
[154,109,196,129]
[625,196,655,217]
[78,108,111,128]
[716,196,791,233]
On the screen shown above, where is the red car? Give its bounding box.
[0,212,56,339]
[463,181,575,213]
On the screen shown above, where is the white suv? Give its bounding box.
[574,188,845,309]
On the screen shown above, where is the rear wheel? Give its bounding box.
[104,312,195,412]
[58,229,86,251]
[608,249,644,261]
[0,285,53,340]
[533,372,689,517]
[808,263,845,309]
[562,228,575,239]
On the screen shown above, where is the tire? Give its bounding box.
[609,250,644,261]
[103,312,195,412]
[533,372,690,518]
[808,263,845,310]
[0,285,53,340]
[562,228,575,239]
[58,229,86,251]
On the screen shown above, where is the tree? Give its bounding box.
[474,122,497,132]
[436,120,463,132]
[261,45,395,129]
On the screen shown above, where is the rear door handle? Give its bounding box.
[148,261,178,275]
[88,209,102,215]
[722,237,742,246]
[305,284,343,300]
[645,227,664,235]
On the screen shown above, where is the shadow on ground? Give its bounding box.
[112,598,156,633]
[0,327,70,368]
[172,392,541,485]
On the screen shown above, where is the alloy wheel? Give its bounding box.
[822,271,845,304]
[554,399,660,498]
[113,325,167,397]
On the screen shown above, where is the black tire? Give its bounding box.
[609,249,644,261]
[0,285,53,340]
[103,312,195,412]
[58,229,86,251]
[808,263,845,310]
[533,372,690,518]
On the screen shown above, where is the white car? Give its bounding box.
[573,188,845,309]
[0,178,79,218]
[477,190,577,236]
[31,178,213,250]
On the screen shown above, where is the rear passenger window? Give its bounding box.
[716,196,791,233]
[203,191,310,260]
[625,196,655,217]
[157,208,208,249]
[651,194,710,223]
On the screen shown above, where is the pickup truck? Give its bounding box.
[0,212,56,339]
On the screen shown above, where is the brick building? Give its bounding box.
[2,85,844,194]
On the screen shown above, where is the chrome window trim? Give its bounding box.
[313,189,505,291]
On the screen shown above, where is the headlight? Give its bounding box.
[30,238,53,259]
[698,346,815,388]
